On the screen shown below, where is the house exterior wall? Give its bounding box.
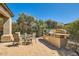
[0,4,14,42]
[0,4,12,35]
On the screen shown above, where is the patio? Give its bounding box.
[0,38,59,56]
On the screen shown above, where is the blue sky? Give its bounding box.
[7,3,79,24]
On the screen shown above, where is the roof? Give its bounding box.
[0,3,14,17]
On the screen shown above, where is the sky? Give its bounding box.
[7,3,79,24]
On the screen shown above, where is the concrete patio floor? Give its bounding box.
[0,38,59,56]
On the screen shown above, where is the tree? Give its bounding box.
[36,20,46,36]
[25,16,36,34]
[64,19,79,55]
[12,22,18,33]
[17,13,37,34]
[57,22,64,29]
[17,13,27,34]
[25,16,35,24]
[45,19,57,29]
[64,19,79,42]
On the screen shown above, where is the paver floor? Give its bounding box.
[0,38,59,56]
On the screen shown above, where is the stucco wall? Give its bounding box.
[3,17,12,35]
[60,38,67,48]
[43,34,67,48]
[50,35,60,48]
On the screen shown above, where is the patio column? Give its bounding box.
[1,17,14,42]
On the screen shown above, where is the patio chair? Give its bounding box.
[22,33,32,45]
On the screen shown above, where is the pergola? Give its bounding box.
[0,3,14,42]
